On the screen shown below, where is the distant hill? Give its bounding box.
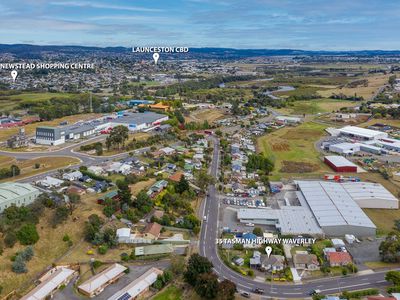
[1,44,400,59]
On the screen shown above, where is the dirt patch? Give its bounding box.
[271,142,290,152]
[280,161,320,173]
[282,129,322,140]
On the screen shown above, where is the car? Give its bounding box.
[245,223,255,227]
[253,288,264,294]
[203,215,207,221]
[309,289,321,295]
[240,291,251,298]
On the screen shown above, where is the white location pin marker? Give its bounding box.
[11,70,18,81]
[153,53,160,64]
[265,246,272,258]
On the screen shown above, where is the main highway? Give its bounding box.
[199,136,391,298]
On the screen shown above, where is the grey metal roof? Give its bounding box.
[0,182,39,203]
[341,182,398,203]
[112,112,165,125]
[296,181,376,229]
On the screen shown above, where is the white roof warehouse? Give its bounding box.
[238,180,395,237]
[0,182,41,212]
[338,125,388,140]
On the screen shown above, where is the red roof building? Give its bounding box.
[324,155,358,173]
[327,252,352,267]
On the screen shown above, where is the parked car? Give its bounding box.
[253,288,264,294]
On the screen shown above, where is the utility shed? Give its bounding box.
[324,155,358,173]
[341,182,398,209]
[0,182,41,212]
[296,181,376,237]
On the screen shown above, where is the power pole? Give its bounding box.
[89,92,93,113]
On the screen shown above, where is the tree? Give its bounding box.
[253,227,263,236]
[117,180,132,206]
[184,253,213,286]
[217,280,236,300]
[175,175,189,194]
[106,125,129,150]
[95,143,103,155]
[12,256,27,273]
[10,164,20,177]
[52,205,69,226]
[134,190,152,214]
[197,170,215,190]
[195,272,219,299]
[4,231,17,248]
[16,224,39,245]
[20,246,34,261]
[386,271,400,285]
[103,227,117,248]
[67,193,80,215]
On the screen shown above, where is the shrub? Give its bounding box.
[4,231,17,248]
[12,256,27,273]
[20,246,34,261]
[98,245,108,255]
[62,234,70,242]
[120,252,129,261]
[17,224,39,245]
[92,260,102,269]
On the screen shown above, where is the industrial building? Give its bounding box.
[341,182,398,209]
[328,143,360,155]
[375,137,400,152]
[238,180,379,237]
[338,126,388,140]
[0,182,41,212]
[36,112,168,145]
[324,156,359,173]
[295,181,376,237]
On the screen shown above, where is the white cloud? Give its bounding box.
[49,1,163,12]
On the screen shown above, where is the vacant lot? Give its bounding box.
[0,155,15,167]
[318,74,390,100]
[152,286,183,300]
[0,156,80,182]
[130,178,156,196]
[0,191,105,296]
[277,99,358,115]
[257,122,329,179]
[185,109,224,124]
[0,92,78,111]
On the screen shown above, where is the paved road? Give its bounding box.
[199,136,391,298]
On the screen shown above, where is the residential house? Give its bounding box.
[293,253,320,270]
[233,257,244,266]
[160,147,176,155]
[135,244,174,256]
[262,255,285,272]
[143,222,162,240]
[249,251,262,268]
[169,171,183,182]
[78,263,127,297]
[88,166,104,175]
[98,190,119,204]
[93,181,109,193]
[38,176,64,188]
[147,180,168,197]
[66,185,86,196]
[116,228,153,244]
[62,171,83,181]
[327,252,352,267]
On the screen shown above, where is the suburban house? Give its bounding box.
[62,170,83,181]
[107,268,164,300]
[97,190,119,204]
[66,185,86,196]
[78,263,127,297]
[37,176,64,188]
[116,228,153,244]
[147,180,168,197]
[88,166,104,175]
[249,251,262,268]
[293,253,320,270]
[327,252,353,267]
[21,267,77,300]
[143,222,162,240]
[262,255,285,272]
[134,244,174,257]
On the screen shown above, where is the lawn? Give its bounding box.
[130,178,156,196]
[362,208,400,235]
[152,286,183,300]
[0,155,15,167]
[0,156,80,182]
[102,132,151,156]
[257,122,330,180]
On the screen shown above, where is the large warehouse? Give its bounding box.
[0,182,41,212]
[36,112,168,145]
[341,182,398,209]
[324,155,359,173]
[338,126,388,140]
[237,180,380,237]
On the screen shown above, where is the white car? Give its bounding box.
[245,223,255,227]
[203,215,207,221]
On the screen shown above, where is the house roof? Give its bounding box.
[327,252,352,264]
[169,171,183,182]
[143,222,162,237]
[293,253,319,265]
[263,255,285,266]
[78,263,127,294]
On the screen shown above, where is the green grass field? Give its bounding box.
[152,286,183,300]
[0,92,78,111]
[257,122,329,180]
[276,99,357,115]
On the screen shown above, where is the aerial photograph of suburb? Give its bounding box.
[2,1,400,299]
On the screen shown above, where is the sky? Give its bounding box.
[1,0,400,50]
